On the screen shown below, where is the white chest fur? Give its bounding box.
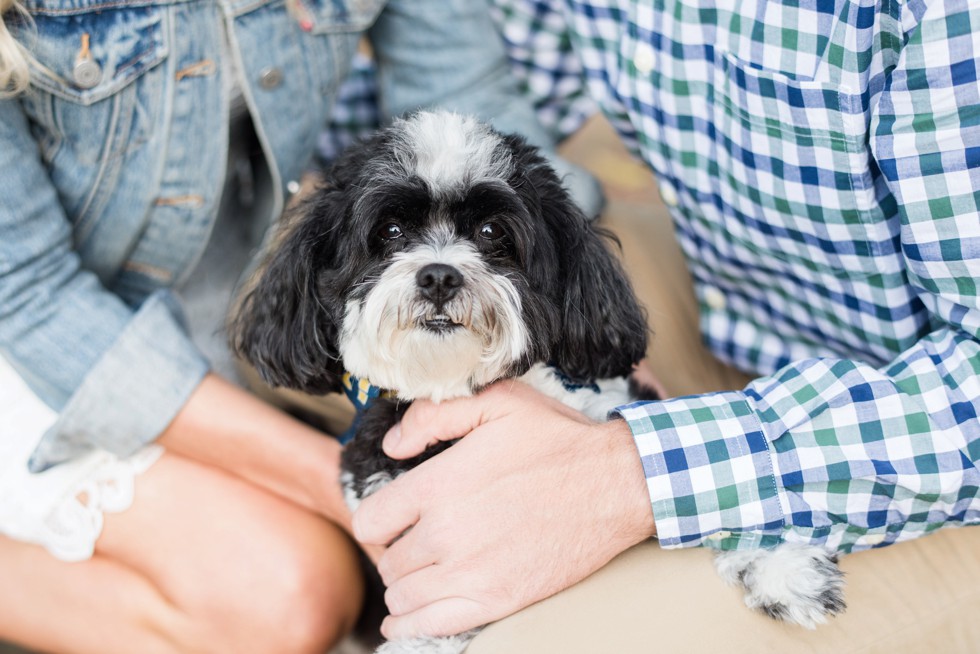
[518,363,633,422]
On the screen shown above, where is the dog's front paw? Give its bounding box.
[715,544,845,629]
[375,631,479,654]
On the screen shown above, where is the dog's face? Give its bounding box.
[231,111,647,400]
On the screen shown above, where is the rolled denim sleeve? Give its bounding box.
[0,100,208,472]
[369,0,603,217]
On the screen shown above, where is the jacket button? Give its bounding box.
[258,67,283,90]
[73,59,103,89]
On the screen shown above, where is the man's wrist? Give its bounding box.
[600,418,657,542]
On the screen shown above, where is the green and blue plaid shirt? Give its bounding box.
[323,0,979,554]
[499,0,979,553]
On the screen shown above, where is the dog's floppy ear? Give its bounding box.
[555,218,649,381]
[228,188,347,395]
[508,138,648,381]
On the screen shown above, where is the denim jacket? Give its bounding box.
[0,0,597,472]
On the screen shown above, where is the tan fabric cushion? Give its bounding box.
[468,528,980,654]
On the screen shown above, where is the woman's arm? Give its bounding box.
[158,373,353,529]
[0,100,209,473]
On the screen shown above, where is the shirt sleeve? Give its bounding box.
[488,0,598,143]
[0,100,209,472]
[616,0,980,554]
[368,0,603,217]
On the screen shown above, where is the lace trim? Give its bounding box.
[0,355,165,562]
[39,446,164,562]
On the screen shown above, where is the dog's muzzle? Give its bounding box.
[416,263,465,333]
[417,263,463,309]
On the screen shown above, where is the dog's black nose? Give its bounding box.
[417,263,463,306]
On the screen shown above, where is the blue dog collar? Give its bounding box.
[548,364,601,394]
[339,372,395,444]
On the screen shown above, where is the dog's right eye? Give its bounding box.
[378,223,404,240]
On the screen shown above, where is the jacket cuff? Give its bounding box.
[615,391,786,550]
[28,291,209,472]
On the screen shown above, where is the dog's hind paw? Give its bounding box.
[715,544,846,629]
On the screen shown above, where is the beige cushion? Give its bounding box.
[469,528,980,653]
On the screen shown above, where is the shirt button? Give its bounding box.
[286,180,301,195]
[258,67,283,90]
[658,179,679,207]
[863,533,886,546]
[704,286,727,311]
[707,530,732,541]
[73,59,103,89]
[634,43,655,75]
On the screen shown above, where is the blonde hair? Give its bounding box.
[0,0,31,97]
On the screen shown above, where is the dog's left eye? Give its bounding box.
[378,223,404,240]
[479,222,504,240]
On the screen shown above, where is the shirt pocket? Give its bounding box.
[18,3,169,167]
[709,51,896,280]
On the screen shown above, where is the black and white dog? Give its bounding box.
[230,111,844,652]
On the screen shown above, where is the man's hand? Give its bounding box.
[352,381,657,640]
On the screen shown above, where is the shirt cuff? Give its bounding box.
[615,391,786,550]
[28,291,210,472]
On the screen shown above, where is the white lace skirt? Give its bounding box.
[0,357,163,562]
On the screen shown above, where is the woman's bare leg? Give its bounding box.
[0,537,190,654]
[0,451,364,654]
